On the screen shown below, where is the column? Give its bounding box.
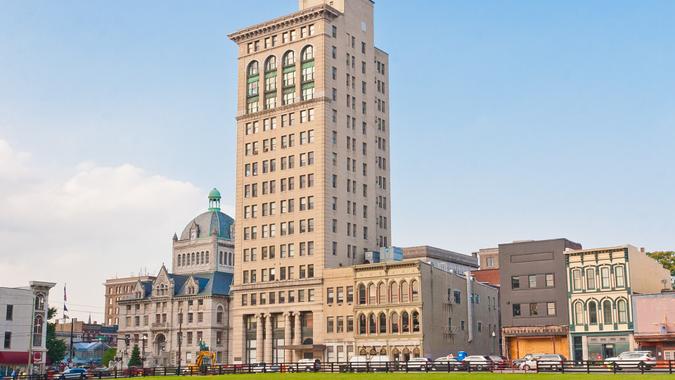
[293,311,302,346]
[284,313,292,363]
[255,314,264,363]
[264,314,273,363]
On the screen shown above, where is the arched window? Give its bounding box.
[300,45,315,100]
[219,251,223,265]
[401,311,410,333]
[588,301,598,325]
[191,252,195,265]
[263,56,278,109]
[282,51,296,105]
[603,300,613,324]
[617,299,628,323]
[379,312,387,334]
[390,282,399,303]
[411,280,419,302]
[574,301,585,325]
[368,283,377,304]
[246,61,260,113]
[400,281,410,303]
[205,252,209,264]
[283,51,295,67]
[378,282,387,304]
[35,295,45,311]
[368,313,376,334]
[412,311,420,332]
[33,315,44,346]
[379,348,387,356]
[390,312,399,333]
[216,305,224,324]
[358,284,366,305]
[358,314,366,335]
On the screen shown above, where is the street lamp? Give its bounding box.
[491,330,497,355]
[177,310,183,375]
[141,336,148,368]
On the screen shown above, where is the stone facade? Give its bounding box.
[113,191,234,367]
[228,0,391,364]
[105,276,156,327]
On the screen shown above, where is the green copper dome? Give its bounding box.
[208,187,221,200]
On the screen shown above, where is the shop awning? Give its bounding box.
[0,352,30,365]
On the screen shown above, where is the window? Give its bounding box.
[529,303,538,316]
[545,274,554,287]
[617,299,628,323]
[547,302,556,316]
[586,268,596,290]
[572,269,583,291]
[529,275,537,288]
[601,267,611,288]
[326,317,334,333]
[574,302,584,324]
[512,304,521,317]
[511,276,520,289]
[615,265,625,288]
[588,301,598,324]
[3,332,10,349]
[602,300,613,324]
[453,290,462,304]
[5,305,13,321]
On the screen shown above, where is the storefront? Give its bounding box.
[570,333,633,361]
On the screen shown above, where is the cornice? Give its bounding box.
[228,5,340,43]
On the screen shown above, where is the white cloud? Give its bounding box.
[0,138,210,323]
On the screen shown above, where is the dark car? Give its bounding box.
[59,368,88,380]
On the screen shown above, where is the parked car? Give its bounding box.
[344,355,369,372]
[289,359,320,372]
[513,354,543,368]
[250,362,280,373]
[462,355,493,371]
[520,354,566,371]
[432,357,464,371]
[59,368,88,380]
[405,357,431,371]
[489,355,508,369]
[369,355,391,371]
[605,351,656,370]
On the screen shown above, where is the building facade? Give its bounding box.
[499,239,581,359]
[349,260,500,361]
[633,292,675,361]
[114,191,234,367]
[566,245,671,361]
[0,282,55,375]
[105,276,156,327]
[476,247,499,270]
[228,0,391,364]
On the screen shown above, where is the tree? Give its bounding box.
[648,251,675,276]
[128,345,142,368]
[102,348,117,368]
[46,307,67,364]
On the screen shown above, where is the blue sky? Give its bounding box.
[1,1,674,318]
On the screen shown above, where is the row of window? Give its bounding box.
[357,311,420,335]
[243,109,313,136]
[244,196,315,219]
[326,316,355,334]
[242,218,315,240]
[242,241,315,261]
[325,286,355,304]
[511,273,555,289]
[512,302,557,317]
[571,265,626,291]
[357,281,420,305]
[245,24,316,55]
[572,298,629,325]
[241,264,315,284]
[240,288,315,306]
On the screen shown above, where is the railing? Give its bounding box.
[8,359,674,379]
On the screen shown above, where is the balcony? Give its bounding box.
[151,322,168,330]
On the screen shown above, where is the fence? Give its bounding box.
[6,359,675,379]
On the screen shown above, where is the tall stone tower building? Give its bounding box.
[228,0,391,363]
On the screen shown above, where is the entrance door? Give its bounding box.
[602,344,615,359]
[573,336,583,362]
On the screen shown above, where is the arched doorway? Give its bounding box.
[155,334,166,355]
[402,348,411,362]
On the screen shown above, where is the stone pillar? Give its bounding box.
[284,313,292,363]
[264,314,274,363]
[255,314,264,363]
[293,311,302,346]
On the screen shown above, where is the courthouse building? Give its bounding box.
[114,190,234,366]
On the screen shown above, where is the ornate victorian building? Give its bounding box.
[115,190,234,367]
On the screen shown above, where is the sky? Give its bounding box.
[1,0,674,322]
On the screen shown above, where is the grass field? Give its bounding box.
[136,374,672,380]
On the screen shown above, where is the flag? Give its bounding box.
[63,284,69,319]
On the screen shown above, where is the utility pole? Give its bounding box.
[69,318,75,363]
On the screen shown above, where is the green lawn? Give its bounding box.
[137,374,671,380]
